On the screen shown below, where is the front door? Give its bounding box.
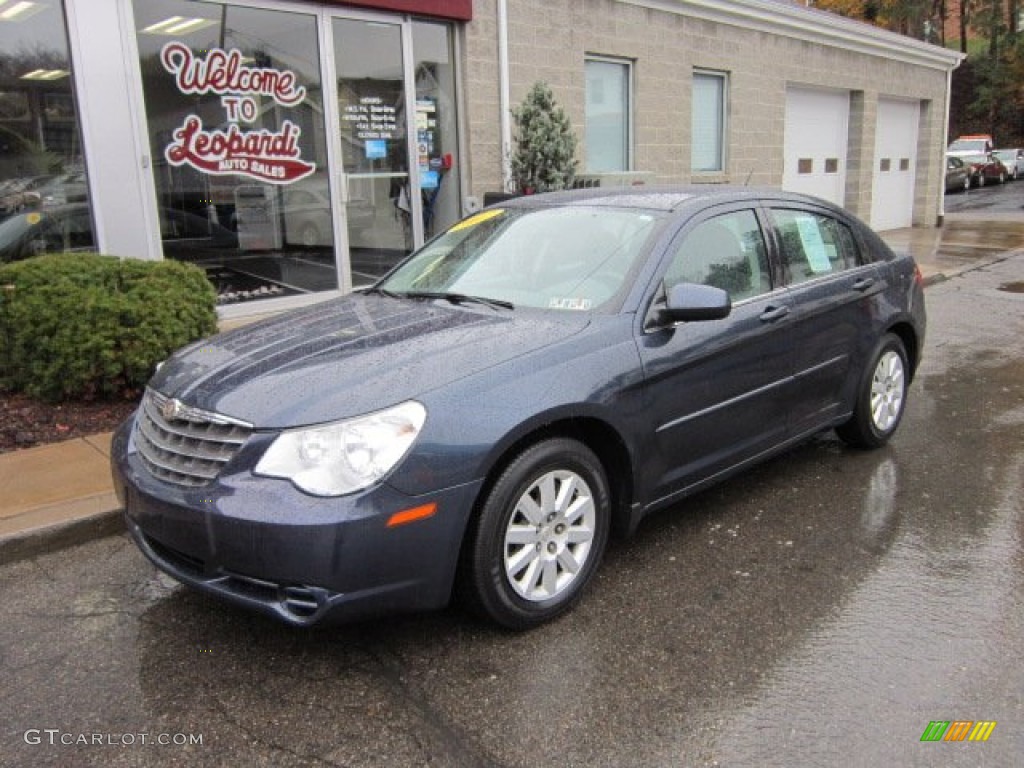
[329,16,417,287]
[637,206,793,508]
[326,13,463,289]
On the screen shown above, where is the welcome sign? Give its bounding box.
[160,43,316,184]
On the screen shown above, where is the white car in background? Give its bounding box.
[993,149,1024,180]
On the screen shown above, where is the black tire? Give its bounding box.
[837,333,909,450]
[460,438,611,630]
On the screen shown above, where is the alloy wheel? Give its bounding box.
[503,469,596,602]
[870,349,905,434]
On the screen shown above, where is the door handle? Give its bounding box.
[852,277,875,292]
[760,305,790,322]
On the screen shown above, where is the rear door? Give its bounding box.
[636,204,794,507]
[763,203,882,437]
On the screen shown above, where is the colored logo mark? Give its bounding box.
[920,721,997,742]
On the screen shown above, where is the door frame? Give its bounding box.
[321,6,427,292]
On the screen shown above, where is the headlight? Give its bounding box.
[254,401,427,496]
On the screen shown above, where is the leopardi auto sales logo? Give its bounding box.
[160,43,315,185]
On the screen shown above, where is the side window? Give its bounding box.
[665,210,770,301]
[771,209,859,286]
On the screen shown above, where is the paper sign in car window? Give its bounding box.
[794,215,832,274]
[449,209,504,233]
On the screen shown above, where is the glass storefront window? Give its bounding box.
[133,0,337,304]
[0,0,93,263]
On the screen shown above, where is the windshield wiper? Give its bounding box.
[398,291,514,311]
[361,286,403,299]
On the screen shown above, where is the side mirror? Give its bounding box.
[662,282,732,323]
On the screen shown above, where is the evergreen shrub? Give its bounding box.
[0,254,217,401]
[511,82,578,193]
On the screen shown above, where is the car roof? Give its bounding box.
[492,185,836,214]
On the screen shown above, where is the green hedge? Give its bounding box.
[0,253,217,401]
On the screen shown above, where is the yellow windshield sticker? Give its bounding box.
[26,212,42,226]
[449,208,505,233]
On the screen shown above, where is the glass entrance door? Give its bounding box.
[330,16,419,286]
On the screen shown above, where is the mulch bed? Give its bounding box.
[0,391,139,454]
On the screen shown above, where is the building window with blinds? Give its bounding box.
[585,57,632,173]
[691,70,727,174]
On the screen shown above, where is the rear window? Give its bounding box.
[771,209,861,285]
[948,139,989,153]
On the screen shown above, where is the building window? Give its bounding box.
[0,0,94,262]
[585,57,631,173]
[692,71,727,173]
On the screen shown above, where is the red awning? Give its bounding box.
[322,0,472,21]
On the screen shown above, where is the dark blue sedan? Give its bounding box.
[112,187,926,629]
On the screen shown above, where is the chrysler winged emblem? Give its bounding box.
[162,397,185,421]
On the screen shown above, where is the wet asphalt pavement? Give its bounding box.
[2,252,1023,767]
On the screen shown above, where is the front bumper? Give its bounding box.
[112,420,483,626]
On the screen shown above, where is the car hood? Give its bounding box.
[149,294,591,428]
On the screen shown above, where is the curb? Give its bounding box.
[0,506,123,566]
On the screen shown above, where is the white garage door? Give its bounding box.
[783,87,849,206]
[870,98,920,231]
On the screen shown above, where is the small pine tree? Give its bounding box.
[511,82,578,193]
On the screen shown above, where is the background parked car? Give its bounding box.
[993,148,1024,180]
[944,155,971,193]
[962,153,1009,187]
[947,134,994,158]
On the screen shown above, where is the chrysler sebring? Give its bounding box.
[112,187,926,630]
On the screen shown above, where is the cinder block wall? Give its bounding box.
[462,0,950,227]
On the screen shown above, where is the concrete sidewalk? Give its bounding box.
[2,216,1023,565]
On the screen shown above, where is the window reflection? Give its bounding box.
[0,0,93,263]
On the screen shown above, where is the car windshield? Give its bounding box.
[962,154,989,164]
[994,151,1015,162]
[377,206,662,311]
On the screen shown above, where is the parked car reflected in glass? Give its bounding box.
[0,204,95,262]
[993,148,1024,180]
[944,155,970,193]
[962,153,1009,187]
[0,203,237,264]
[280,179,375,249]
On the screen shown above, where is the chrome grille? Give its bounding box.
[134,389,253,487]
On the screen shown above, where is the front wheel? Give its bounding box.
[837,334,909,449]
[460,438,610,630]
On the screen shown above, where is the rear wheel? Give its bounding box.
[461,438,610,629]
[837,334,909,449]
